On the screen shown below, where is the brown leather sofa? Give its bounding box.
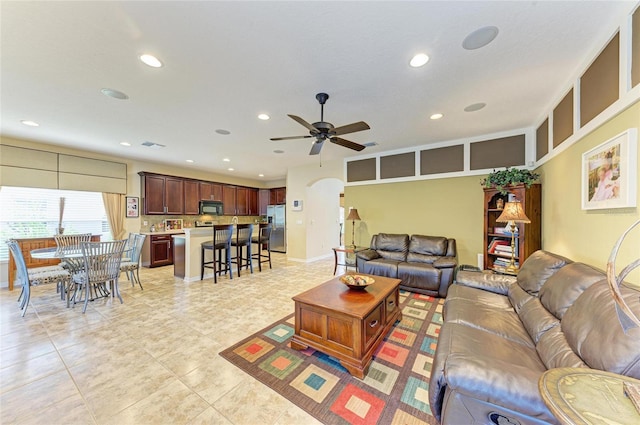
[355,233,457,297]
[429,250,640,425]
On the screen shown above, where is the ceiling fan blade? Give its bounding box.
[270,135,313,141]
[288,114,317,132]
[332,121,370,136]
[309,140,324,155]
[330,137,366,152]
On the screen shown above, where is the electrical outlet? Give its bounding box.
[143,220,148,226]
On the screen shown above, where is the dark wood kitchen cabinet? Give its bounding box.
[140,172,184,215]
[259,189,270,215]
[222,185,237,215]
[200,182,223,202]
[270,187,286,205]
[142,234,175,267]
[184,180,200,215]
[248,188,259,215]
[236,187,249,215]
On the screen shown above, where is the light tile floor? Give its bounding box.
[0,253,344,425]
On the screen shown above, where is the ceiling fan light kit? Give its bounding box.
[271,92,370,155]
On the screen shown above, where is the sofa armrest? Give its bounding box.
[455,270,516,295]
[355,249,380,262]
[433,257,457,269]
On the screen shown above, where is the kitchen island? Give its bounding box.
[172,226,260,282]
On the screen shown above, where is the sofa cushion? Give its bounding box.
[539,262,606,319]
[406,235,447,263]
[397,262,440,291]
[508,284,535,313]
[562,281,640,377]
[517,250,572,296]
[535,326,586,369]
[360,258,401,278]
[517,297,559,344]
[372,233,409,261]
[429,323,550,421]
[446,283,513,310]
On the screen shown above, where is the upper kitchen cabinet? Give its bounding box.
[184,180,200,215]
[200,182,223,202]
[236,186,249,215]
[248,188,259,216]
[258,189,270,215]
[222,185,237,215]
[270,187,286,205]
[139,172,184,215]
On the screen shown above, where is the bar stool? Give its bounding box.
[231,223,253,277]
[251,223,272,271]
[201,224,233,283]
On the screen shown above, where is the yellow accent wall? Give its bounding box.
[539,101,640,284]
[345,101,640,284]
[345,175,484,267]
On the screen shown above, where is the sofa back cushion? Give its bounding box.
[539,262,606,319]
[517,250,572,296]
[372,233,409,261]
[407,235,448,263]
[562,281,640,377]
[536,326,587,369]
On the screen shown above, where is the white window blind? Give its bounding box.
[0,187,111,261]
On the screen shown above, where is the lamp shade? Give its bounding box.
[496,201,530,223]
[346,208,361,221]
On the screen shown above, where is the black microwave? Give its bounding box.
[199,200,224,215]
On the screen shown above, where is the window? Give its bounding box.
[0,187,111,261]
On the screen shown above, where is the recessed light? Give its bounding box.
[228,168,234,171]
[101,88,129,100]
[258,174,264,177]
[273,150,284,154]
[21,120,39,127]
[462,26,499,50]
[223,158,230,162]
[464,102,487,112]
[215,129,231,135]
[430,113,443,120]
[140,54,163,68]
[120,142,131,147]
[258,114,270,120]
[409,53,429,68]
[186,159,194,163]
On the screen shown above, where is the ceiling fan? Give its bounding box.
[270,93,370,155]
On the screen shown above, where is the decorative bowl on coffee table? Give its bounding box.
[340,274,375,290]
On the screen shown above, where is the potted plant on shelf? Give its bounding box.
[481,167,540,195]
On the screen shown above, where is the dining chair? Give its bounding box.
[201,224,233,283]
[70,240,127,313]
[53,233,92,297]
[251,223,272,271]
[119,234,146,289]
[231,223,254,277]
[6,239,71,317]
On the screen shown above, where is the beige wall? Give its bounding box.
[538,101,640,284]
[286,159,343,260]
[345,101,640,284]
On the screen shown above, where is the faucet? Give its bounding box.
[232,216,239,225]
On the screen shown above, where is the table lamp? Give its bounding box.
[496,201,530,274]
[346,208,361,248]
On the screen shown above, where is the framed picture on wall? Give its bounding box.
[581,128,637,210]
[126,196,139,218]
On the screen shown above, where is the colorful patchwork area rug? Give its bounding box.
[220,290,443,425]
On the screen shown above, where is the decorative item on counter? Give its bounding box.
[57,197,65,234]
[150,224,156,232]
[163,219,183,230]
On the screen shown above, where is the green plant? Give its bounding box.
[481,167,539,195]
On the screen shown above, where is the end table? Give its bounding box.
[332,246,366,275]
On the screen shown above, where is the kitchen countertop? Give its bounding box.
[139,230,186,236]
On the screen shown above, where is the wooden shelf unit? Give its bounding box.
[483,183,541,273]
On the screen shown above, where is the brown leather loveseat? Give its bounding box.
[429,250,640,425]
[355,233,457,297]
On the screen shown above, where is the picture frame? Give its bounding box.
[126,196,139,218]
[581,128,637,210]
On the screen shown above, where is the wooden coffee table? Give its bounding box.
[291,273,402,378]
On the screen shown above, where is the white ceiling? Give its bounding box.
[1,1,635,181]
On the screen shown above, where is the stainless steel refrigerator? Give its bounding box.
[267,204,286,253]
